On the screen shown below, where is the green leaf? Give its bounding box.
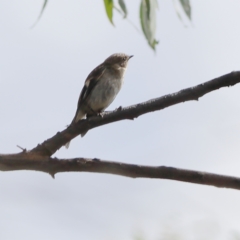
[31,0,48,28]
[118,0,128,18]
[179,0,191,20]
[103,0,114,25]
[140,0,159,51]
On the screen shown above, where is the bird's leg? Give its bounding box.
[97,112,104,118]
[87,107,104,118]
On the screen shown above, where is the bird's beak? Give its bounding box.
[128,55,134,59]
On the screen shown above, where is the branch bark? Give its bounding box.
[31,71,240,156]
[1,154,240,190]
[1,71,240,190]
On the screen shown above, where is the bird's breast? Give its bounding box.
[86,69,124,112]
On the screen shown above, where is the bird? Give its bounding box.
[65,53,133,148]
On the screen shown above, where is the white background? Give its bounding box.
[1,1,240,239]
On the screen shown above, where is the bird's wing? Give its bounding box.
[70,63,107,125]
[77,64,106,106]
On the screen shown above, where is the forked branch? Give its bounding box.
[1,71,240,190]
[31,71,240,156]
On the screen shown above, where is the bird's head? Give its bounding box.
[104,53,133,69]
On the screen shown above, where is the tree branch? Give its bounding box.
[1,71,240,190]
[0,154,240,190]
[30,71,240,156]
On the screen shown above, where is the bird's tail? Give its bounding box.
[65,109,86,149]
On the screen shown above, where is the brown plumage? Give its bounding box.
[65,53,133,148]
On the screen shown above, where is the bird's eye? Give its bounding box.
[123,57,127,61]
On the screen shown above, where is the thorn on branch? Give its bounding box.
[16,145,26,152]
[126,115,136,120]
[92,158,101,162]
[49,172,55,179]
[116,106,123,111]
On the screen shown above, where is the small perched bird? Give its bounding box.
[65,53,133,148]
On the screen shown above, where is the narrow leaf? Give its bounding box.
[173,0,184,23]
[118,0,128,18]
[31,0,48,28]
[179,0,191,20]
[103,0,114,25]
[140,0,159,51]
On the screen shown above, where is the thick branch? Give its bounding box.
[1,71,240,190]
[30,71,240,156]
[0,154,240,190]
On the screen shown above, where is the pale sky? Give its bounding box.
[1,1,240,239]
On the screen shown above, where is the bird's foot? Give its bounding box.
[97,112,104,118]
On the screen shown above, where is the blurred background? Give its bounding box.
[1,1,240,239]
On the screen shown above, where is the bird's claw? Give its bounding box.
[98,112,104,118]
